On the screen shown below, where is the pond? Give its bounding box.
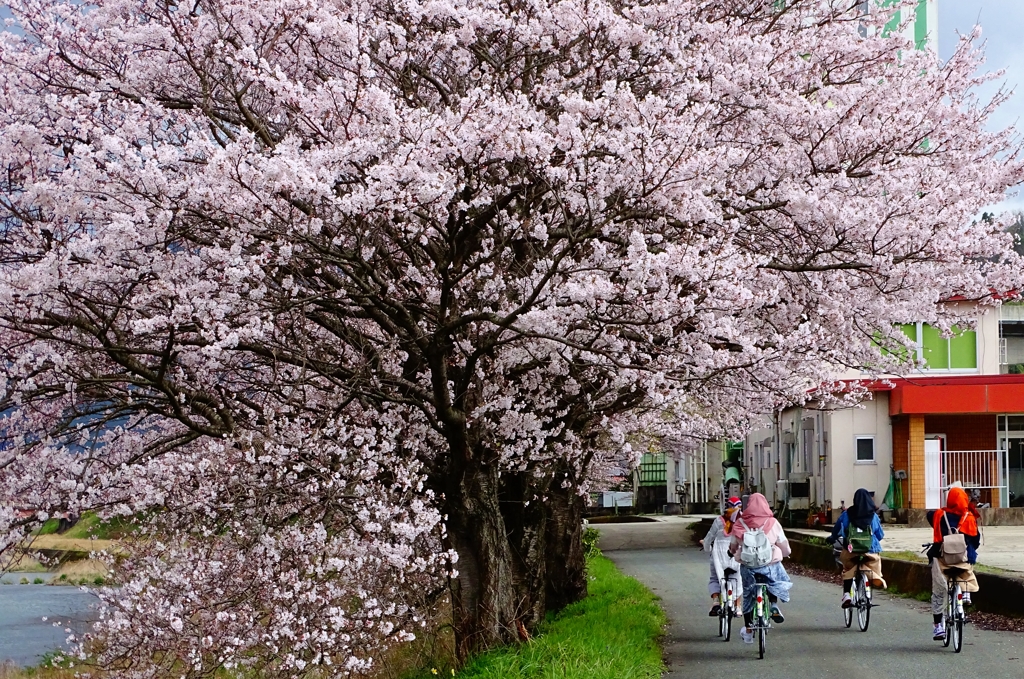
[0,581,96,667]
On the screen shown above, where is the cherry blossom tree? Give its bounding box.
[0,0,1022,675]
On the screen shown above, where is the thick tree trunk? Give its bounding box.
[444,459,523,660]
[543,479,587,611]
[497,470,548,629]
[498,469,587,622]
[440,454,588,658]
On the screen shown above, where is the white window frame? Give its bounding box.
[907,322,979,374]
[855,435,876,465]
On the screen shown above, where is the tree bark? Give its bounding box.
[542,477,587,611]
[440,453,588,658]
[497,470,548,629]
[444,458,522,660]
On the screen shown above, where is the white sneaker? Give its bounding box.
[962,592,972,605]
[932,622,945,641]
[841,593,853,609]
[740,627,754,644]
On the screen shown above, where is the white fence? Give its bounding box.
[938,449,1009,508]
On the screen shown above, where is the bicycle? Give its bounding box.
[837,552,874,632]
[920,542,971,653]
[749,573,772,659]
[717,567,741,641]
[941,565,971,653]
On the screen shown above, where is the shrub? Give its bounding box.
[582,527,602,560]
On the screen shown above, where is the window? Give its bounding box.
[898,322,977,371]
[637,453,666,487]
[855,436,875,463]
[1000,304,1024,374]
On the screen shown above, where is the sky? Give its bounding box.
[939,1,1024,211]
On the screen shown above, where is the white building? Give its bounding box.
[743,304,1024,520]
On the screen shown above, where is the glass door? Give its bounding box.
[998,416,1024,507]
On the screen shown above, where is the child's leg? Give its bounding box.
[930,559,946,617]
[708,559,721,597]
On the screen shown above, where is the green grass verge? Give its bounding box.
[61,512,138,540]
[883,550,927,563]
[30,512,138,540]
[418,556,665,679]
[34,519,61,536]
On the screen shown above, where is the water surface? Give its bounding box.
[0,584,96,667]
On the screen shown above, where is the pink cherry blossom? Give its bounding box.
[0,0,1021,675]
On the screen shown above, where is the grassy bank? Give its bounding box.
[421,556,664,679]
[36,512,137,541]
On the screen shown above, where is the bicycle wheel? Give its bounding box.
[758,624,766,659]
[843,586,853,628]
[723,606,732,642]
[856,574,870,632]
[716,580,725,636]
[952,584,964,653]
[942,588,953,648]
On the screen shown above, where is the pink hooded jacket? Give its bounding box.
[730,493,791,565]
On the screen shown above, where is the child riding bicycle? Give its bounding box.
[926,485,980,641]
[828,488,886,607]
[701,496,743,616]
[729,493,792,644]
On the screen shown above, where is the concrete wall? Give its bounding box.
[742,418,777,503]
[705,441,725,502]
[788,531,1024,619]
[977,307,1000,375]
[826,393,893,511]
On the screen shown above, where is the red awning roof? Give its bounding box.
[877,374,1024,415]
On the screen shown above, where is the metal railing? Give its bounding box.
[939,449,1009,508]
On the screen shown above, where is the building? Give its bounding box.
[741,304,1024,521]
[630,442,717,514]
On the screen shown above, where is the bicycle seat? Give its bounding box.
[723,567,737,576]
[753,573,771,584]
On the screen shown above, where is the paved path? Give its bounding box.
[610,546,1024,678]
[796,525,1024,573]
